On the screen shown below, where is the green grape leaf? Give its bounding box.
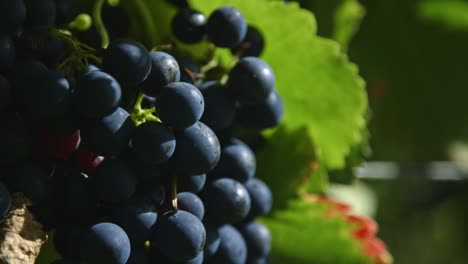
[260,198,372,264]
[255,125,317,209]
[333,0,366,49]
[418,0,468,30]
[191,0,368,169]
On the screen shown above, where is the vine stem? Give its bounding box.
[93,0,110,48]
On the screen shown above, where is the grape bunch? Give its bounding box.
[0,1,284,264]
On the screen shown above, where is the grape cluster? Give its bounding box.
[0,1,284,264]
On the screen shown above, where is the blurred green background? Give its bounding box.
[303,0,468,263]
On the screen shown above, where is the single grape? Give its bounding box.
[172,9,206,44]
[13,66,72,121]
[178,173,206,194]
[170,122,221,175]
[84,107,135,155]
[132,121,176,165]
[75,70,122,119]
[141,51,181,97]
[102,39,151,87]
[237,90,284,130]
[199,81,236,132]
[141,94,157,109]
[80,222,131,264]
[177,192,205,220]
[24,0,57,32]
[0,0,26,34]
[244,178,272,219]
[155,82,205,129]
[231,26,265,58]
[209,225,247,264]
[152,210,206,262]
[0,35,15,70]
[238,221,271,258]
[201,178,251,226]
[91,159,137,204]
[0,182,11,218]
[206,6,247,48]
[111,205,157,245]
[211,142,256,183]
[185,252,204,264]
[227,57,275,104]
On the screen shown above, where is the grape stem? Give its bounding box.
[171,173,178,211]
[130,92,161,126]
[93,0,110,48]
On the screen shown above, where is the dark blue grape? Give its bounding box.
[206,6,247,48]
[75,70,122,119]
[209,225,247,264]
[111,205,157,245]
[155,82,204,129]
[0,0,26,34]
[54,225,86,260]
[3,161,49,204]
[0,182,11,218]
[85,107,135,155]
[24,0,56,32]
[170,122,221,175]
[227,57,275,104]
[91,159,137,203]
[80,222,131,264]
[244,178,272,219]
[231,26,265,58]
[172,9,206,44]
[0,75,11,111]
[43,37,65,66]
[102,39,151,87]
[199,81,236,132]
[237,90,284,130]
[13,65,71,121]
[152,210,206,262]
[238,221,271,258]
[177,192,204,220]
[141,51,180,97]
[201,178,251,226]
[211,142,256,183]
[178,174,206,194]
[0,35,15,70]
[203,226,220,258]
[132,121,176,165]
[0,113,31,164]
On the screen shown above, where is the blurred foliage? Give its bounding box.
[418,0,468,31]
